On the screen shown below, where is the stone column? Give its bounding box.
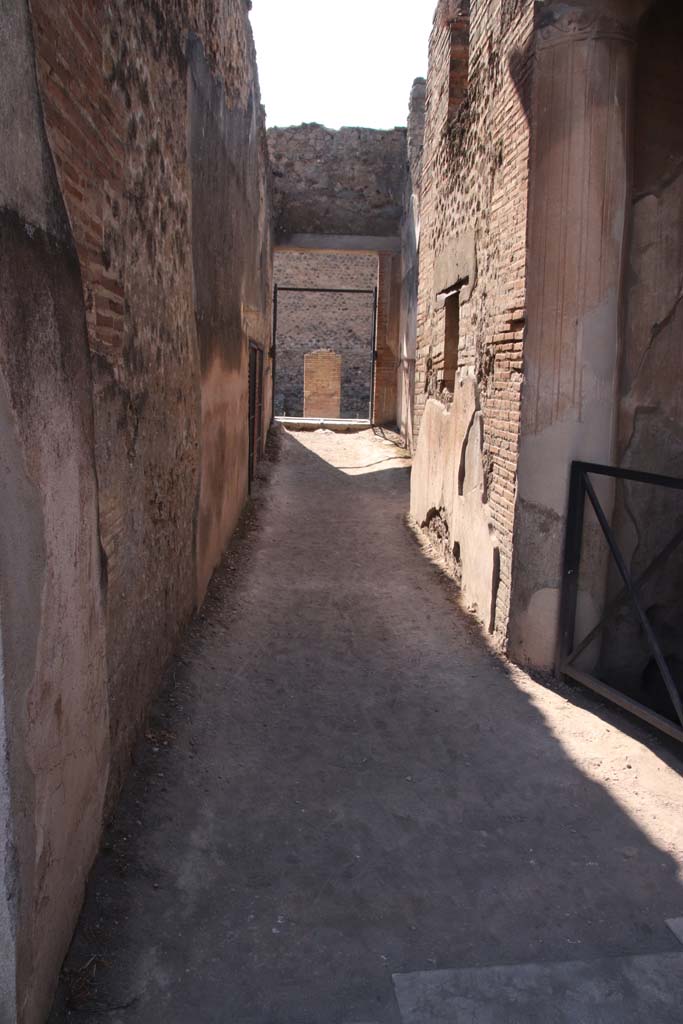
[509,2,639,668]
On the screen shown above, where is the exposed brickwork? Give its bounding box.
[31,0,126,358]
[303,350,342,418]
[17,5,273,1016]
[31,0,273,790]
[413,0,534,640]
[274,251,376,418]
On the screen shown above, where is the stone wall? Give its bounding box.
[397,78,426,448]
[274,250,376,418]
[411,0,533,643]
[0,2,272,1020]
[268,124,407,239]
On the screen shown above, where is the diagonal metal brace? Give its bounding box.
[564,524,683,669]
[582,473,683,729]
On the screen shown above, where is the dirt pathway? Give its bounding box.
[52,428,683,1023]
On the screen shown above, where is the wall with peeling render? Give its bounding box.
[0,6,109,1022]
[397,78,425,448]
[411,0,533,640]
[2,2,271,1020]
[602,0,683,718]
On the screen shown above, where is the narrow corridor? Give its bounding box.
[52,430,683,1023]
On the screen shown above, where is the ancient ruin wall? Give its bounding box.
[603,0,683,709]
[268,124,407,239]
[274,251,377,418]
[397,78,426,447]
[411,0,534,643]
[2,2,272,1019]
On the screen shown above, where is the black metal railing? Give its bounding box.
[557,461,683,743]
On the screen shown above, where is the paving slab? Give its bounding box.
[394,952,683,1024]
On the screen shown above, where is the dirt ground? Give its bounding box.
[50,427,683,1023]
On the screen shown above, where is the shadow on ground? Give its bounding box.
[50,428,683,1024]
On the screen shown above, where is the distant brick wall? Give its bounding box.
[274,250,376,418]
[304,350,342,418]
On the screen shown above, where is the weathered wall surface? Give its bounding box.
[0,5,108,1021]
[274,251,376,417]
[508,0,651,670]
[268,124,407,239]
[397,78,426,448]
[30,0,272,784]
[1,1,272,1019]
[411,0,533,641]
[602,0,683,714]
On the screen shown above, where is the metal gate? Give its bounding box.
[272,284,378,421]
[248,341,263,491]
[557,460,683,742]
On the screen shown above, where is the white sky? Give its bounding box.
[249,0,434,130]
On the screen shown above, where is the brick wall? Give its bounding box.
[274,250,376,418]
[304,350,342,418]
[411,0,534,642]
[14,3,272,1018]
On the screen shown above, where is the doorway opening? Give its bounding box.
[248,341,264,491]
[272,250,379,424]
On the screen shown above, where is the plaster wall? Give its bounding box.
[601,0,683,714]
[29,0,273,791]
[1,1,272,1018]
[0,5,108,1020]
[0,616,14,1019]
[397,78,426,449]
[509,2,644,670]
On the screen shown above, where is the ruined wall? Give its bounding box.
[267,124,406,426]
[268,124,407,239]
[274,250,376,418]
[397,78,426,447]
[602,0,683,716]
[411,0,533,641]
[2,2,272,1019]
[508,0,650,670]
[30,0,272,781]
[0,5,108,1020]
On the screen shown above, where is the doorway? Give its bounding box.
[248,341,264,491]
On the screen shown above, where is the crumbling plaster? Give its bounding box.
[412,0,533,648]
[411,380,500,632]
[0,4,109,1020]
[1,1,273,1020]
[508,0,637,669]
[601,0,683,709]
